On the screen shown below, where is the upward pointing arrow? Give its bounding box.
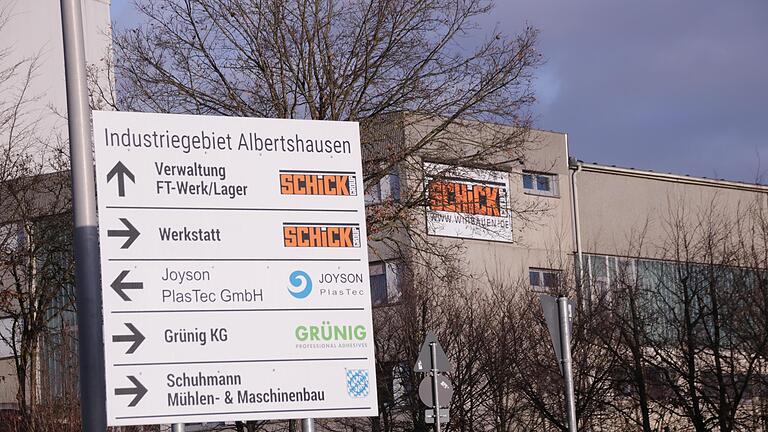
[107,218,140,249]
[106,161,135,197]
[115,375,147,407]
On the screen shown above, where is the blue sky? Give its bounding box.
[111,0,768,183]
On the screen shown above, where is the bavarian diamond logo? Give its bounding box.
[346,369,370,398]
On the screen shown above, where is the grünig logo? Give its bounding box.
[288,270,312,299]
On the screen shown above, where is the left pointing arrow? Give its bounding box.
[111,270,143,301]
[115,375,147,407]
[107,218,140,249]
[112,323,145,354]
[106,161,135,197]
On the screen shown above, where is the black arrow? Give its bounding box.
[115,375,147,407]
[112,323,145,354]
[111,270,143,301]
[106,161,135,197]
[107,218,140,249]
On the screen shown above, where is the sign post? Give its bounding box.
[92,111,378,425]
[302,418,315,431]
[414,332,453,430]
[59,1,106,431]
[430,343,442,432]
[540,295,577,432]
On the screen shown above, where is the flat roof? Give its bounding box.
[573,160,768,193]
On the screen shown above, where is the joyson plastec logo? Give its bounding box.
[288,270,313,299]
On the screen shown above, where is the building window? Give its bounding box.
[529,268,561,290]
[583,254,638,294]
[370,262,388,305]
[370,261,402,306]
[523,171,558,197]
[365,171,401,205]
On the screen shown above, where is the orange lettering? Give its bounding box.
[280,174,294,194]
[339,227,353,247]
[283,226,297,247]
[335,176,350,195]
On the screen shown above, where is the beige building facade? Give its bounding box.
[0,0,112,413]
[368,115,768,308]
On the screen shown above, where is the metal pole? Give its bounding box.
[430,342,441,432]
[172,423,185,432]
[558,297,577,432]
[60,1,106,431]
[302,418,315,432]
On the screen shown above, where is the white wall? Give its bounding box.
[0,0,112,167]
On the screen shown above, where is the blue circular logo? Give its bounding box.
[288,270,312,299]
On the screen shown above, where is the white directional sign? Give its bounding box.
[92,111,378,426]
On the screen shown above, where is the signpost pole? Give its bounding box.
[301,418,315,432]
[59,1,106,431]
[430,342,441,432]
[558,297,577,432]
[172,423,185,432]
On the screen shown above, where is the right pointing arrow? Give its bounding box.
[115,375,147,407]
[106,161,135,197]
[112,323,145,354]
[111,270,143,301]
[107,218,140,249]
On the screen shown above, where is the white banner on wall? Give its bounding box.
[424,162,512,242]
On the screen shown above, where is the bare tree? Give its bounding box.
[583,196,768,432]
[110,0,543,264]
[0,6,77,431]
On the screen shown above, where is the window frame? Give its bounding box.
[529,267,562,291]
[522,171,559,197]
[369,260,403,306]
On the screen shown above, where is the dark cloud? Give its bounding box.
[111,1,768,182]
[488,0,768,182]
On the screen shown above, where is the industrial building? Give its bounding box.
[365,116,768,430]
[366,116,768,306]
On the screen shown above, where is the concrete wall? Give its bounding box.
[393,115,572,285]
[576,164,768,259]
[383,114,768,292]
[456,129,573,282]
[0,357,18,408]
[0,0,111,165]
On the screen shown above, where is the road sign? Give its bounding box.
[539,294,574,376]
[414,332,453,373]
[425,409,450,424]
[93,111,378,426]
[418,376,453,408]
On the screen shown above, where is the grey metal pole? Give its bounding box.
[429,342,441,432]
[59,1,106,431]
[302,418,315,432]
[172,423,185,432]
[558,297,577,432]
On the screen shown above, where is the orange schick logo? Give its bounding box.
[283,223,361,248]
[427,180,505,217]
[279,170,358,196]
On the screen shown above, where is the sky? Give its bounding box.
[110,0,768,183]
